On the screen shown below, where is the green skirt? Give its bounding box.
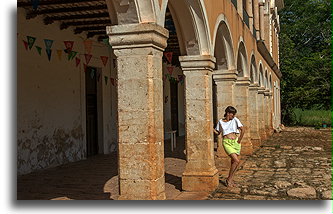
[223,138,241,155]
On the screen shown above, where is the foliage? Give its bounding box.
[289,108,331,127]
[279,0,331,125]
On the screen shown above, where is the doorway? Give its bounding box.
[85,66,98,157]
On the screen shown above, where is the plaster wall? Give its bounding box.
[17,8,116,175]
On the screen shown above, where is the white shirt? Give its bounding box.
[215,117,243,136]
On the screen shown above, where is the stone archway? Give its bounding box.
[211,15,237,168]
[249,54,261,148]
[106,0,218,198]
[234,40,253,155]
[257,62,267,140]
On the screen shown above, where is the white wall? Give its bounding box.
[17,8,116,175]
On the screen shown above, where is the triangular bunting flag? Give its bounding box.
[46,49,52,61]
[100,56,108,67]
[23,40,28,50]
[167,66,174,75]
[83,64,87,72]
[64,41,74,52]
[68,51,78,61]
[84,54,92,65]
[75,57,81,67]
[104,76,108,85]
[178,75,185,85]
[57,50,62,60]
[44,39,53,50]
[27,36,36,49]
[110,78,115,86]
[164,52,173,64]
[35,46,42,55]
[83,40,93,54]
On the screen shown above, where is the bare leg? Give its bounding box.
[226,153,241,187]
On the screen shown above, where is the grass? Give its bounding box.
[291,108,332,127]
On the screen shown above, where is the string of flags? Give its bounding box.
[20,34,183,86]
[163,51,185,85]
[21,35,110,67]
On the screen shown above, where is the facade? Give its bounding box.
[18,0,283,200]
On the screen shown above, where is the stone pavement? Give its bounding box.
[209,127,332,200]
[17,127,331,200]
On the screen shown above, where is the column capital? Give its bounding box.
[235,77,251,86]
[179,55,216,72]
[107,23,169,52]
[212,69,237,82]
[249,83,260,90]
[257,86,266,94]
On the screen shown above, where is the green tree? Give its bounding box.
[279,0,331,124]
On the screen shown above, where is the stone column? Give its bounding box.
[248,83,261,149]
[247,0,254,33]
[259,1,265,40]
[257,87,267,140]
[237,0,244,19]
[265,90,274,135]
[253,0,260,39]
[107,23,168,200]
[234,77,253,155]
[212,69,237,168]
[264,89,271,137]
[179,55,219,192]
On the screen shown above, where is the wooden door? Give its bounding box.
[85,66,98,157]
[170,80,179,136]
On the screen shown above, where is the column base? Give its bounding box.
[250,138,261,150]
[182,168,219,192]
[118,192,166,200]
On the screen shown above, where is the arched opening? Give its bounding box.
[250,55,257,84]
[236,41,248,77]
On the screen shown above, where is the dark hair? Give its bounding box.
[224,106,237,117]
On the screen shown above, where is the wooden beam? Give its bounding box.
[87,31,106,38]
[27,5,107,17]
[75,26,106,34]
[60,19,111,29]
[43,12,110,24]
[18,0,104,7]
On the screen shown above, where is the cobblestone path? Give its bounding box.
[209,127,332,200]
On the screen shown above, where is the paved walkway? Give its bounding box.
[209,127,332,200]
[17,127,331,200]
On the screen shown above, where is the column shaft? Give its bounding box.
[234,77,253,155]
[180,55,219,192]
[107,23,168,200]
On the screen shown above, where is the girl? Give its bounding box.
[214,106,245,187]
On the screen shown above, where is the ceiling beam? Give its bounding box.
[75,26,106,34]
[60,19,111,29]
[43,12,110,24]
[27,5,108,19]
[18,0,104,7]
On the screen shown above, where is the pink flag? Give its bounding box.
[75,57,81,67]
[23,40,28,50]
[64,41,74,52]
[167,66,174,75]
[164,52,173,63]
[100,56,109,66]
[84,54,92,65]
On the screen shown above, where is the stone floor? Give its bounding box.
[17,127,331,200]
[209,127,332,200]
